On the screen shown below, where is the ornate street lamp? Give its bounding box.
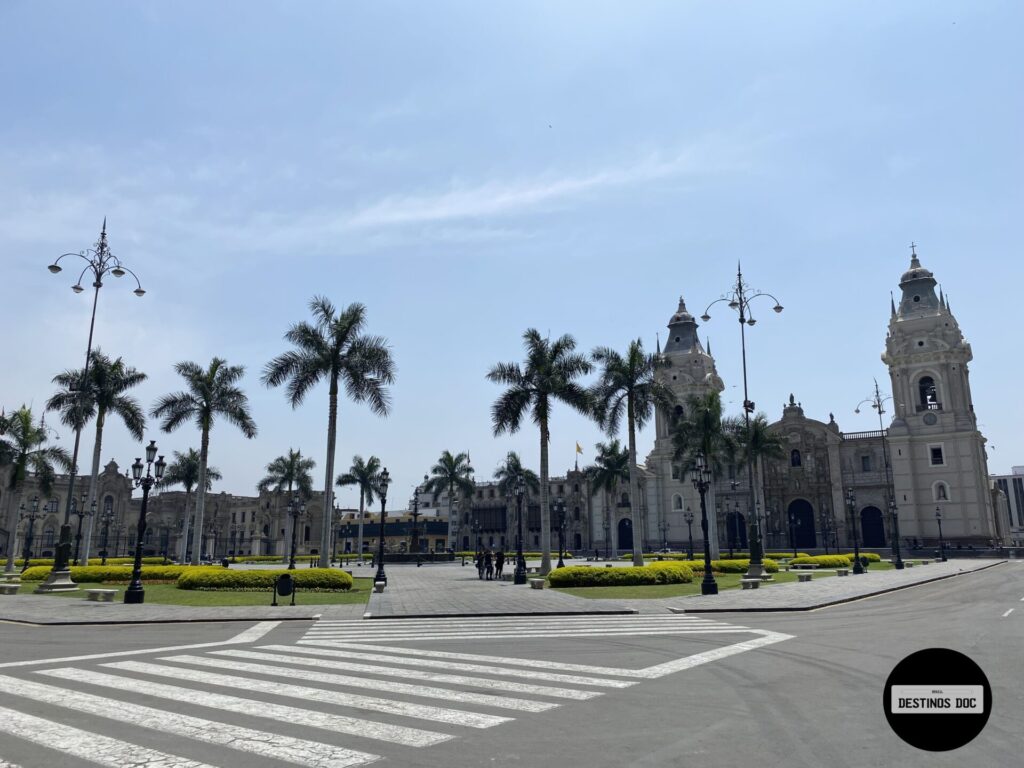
[819,508,834,555]
[124,441,166,604]
[514,478,527,585]
[691,453,718,595]
[71,493,95,565]
[935,506,947,561]
[702,265,783,580]
[43,222,145,590]
[19,497,43,572]
[856,379,902,569]
[684,508,695,560]
[374,467,391,585]
[98,504,114,566]
[555,496,567,568]
[787,506,801,559]
[846,488,864,574]
[410,481,423,567]
[287,494,305,570]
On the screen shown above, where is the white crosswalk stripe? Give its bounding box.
[0,614,792,767]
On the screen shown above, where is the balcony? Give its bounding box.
[915,402,943,413]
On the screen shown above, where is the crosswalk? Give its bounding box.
[0,614,792,767]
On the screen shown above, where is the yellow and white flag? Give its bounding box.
[575,442,583,454]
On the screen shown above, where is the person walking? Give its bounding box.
[484,549,494,581]
[494,550,505,579]
[475,550,485,580]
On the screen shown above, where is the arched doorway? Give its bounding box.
[860,506,886,546]
[617,518,633,552]
[726,512,748,549]
[786,499,817,548]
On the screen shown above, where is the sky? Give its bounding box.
[1,1,1021,509]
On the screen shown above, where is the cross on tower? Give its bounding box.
[909,241,917,257]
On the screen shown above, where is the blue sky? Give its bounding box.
[2,1,1021,507]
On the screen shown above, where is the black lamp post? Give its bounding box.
[603,514,611,560]
[702,266,783,581]
[72,493,94,566]
[374,468,391,585]
[287,494,305,570]
[44,222,145,588]
[98,505,114,566]
[330,502,339,566]
[472,517,482,556]
[410,482,423,566]
[889,498,904,569]
[514,478,527,585]
[124,440,166,604]
[787,506,801,559]
[19,496,42,572]
[935,506,947,561]
[727,501,739,559]
[555,496,566,568]
[691,453,718,595]
[684,508,695,560]
[820,509,834,555]
[846,488,864,574]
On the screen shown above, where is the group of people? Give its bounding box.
[475,549,506,580]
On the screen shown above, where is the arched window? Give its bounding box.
[934,482,950,502]
[573,484,580,493]
[43,527,55,547]
[46,498,59,515]
[620,492,630,506]
[672,494,683,511]
[104,495,114,514]
[304,525,311,542]
[790,450,802,467]
[919,376,938,408]
[573,506,580,521]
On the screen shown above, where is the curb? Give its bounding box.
[671,560,1006,613]
[0,614,321,627]
[363,608,639,619]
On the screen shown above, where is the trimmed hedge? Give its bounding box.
[789,555,853,568]
[548,562,693,588]
[457,551,575,559]
[667,558,780,574]
[176,568,352,591]
[236,554,322,563]
[20,565,196,582]
[13,556,168,567]
[839,551,882,562]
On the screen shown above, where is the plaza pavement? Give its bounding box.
[0,557,1004,624]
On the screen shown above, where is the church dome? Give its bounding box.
[669,297,695,325]
[899,252,935,285]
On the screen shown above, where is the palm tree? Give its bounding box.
[1,406,72,573]
[493,451,540,499]
[152,358,257,564]
[161,448,223,563]
[263,297,396,567]
[488,329,592,575]
[584,439,630,557]
[259,449,316,564]
[336,455,382,560]
[591,339,674,565]
[422,451,475,550]
[728,411,785,553]
[46,350,147,563]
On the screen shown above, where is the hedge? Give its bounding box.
[789,555,853,568]
[19,565,197,582]
[548,562,693,588]
[13,556,169,567]
[177,568,352,591]
[665,558,780,574]
[839,551,882,562]
[458,551,575,559]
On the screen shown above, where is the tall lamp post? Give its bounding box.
[684,508,695,560]
[819,508,834,555]
[935,506,947,561]
[856,380,903,569]
[787,506,801,559]
[19,497,42,573]
[702,265,783,580]
[555,496,566,568]
[287,494,305,570]
[42,222,145,592]
[514,478,527,585]
[846,489,864,574]
[98,505,114,566]
[691,452,718,595]
[374,468,391,585]
[603,512,611,561]
[124,441,166,604]
[410,482,423,567]
[72,493,94,565]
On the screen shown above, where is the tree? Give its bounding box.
[584,439,630,556]
[670,392,736,476]
[423,451,475,550]
[487,329,592,575]
[46,350,147,563]
[263,297,395,567]
[161,448,222,563]
[1,406,72,572]
[152,358,257,564]
[591,339,674,565]
[336,455,382,559]
[728,411,785,549]
[493,451,540,499]
[259,449,316,563]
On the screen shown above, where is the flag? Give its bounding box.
[575,442,583,454]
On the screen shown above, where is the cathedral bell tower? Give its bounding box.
[882,247,1001,545]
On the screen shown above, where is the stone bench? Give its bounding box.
[740,579,760,590]
[0,583,20,595]
[501,572,514,582]
[759,573,774,582]
[836,568,849,576]
[373,581,386,593]
[905,561,915,568]
[919,560,930,565]
[526,566,541,575]
[85,589,118,602]
[797,573,813,583]
[528,578,545,590]
[791,563,820,569]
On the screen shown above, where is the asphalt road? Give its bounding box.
[0,563,1019,768]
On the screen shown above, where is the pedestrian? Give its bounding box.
[476,551,485,579]
[495,550,505,579]
[484,549,494,580]
[594,548,600,561]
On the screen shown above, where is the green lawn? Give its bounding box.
[553,570,836,599]
[17,578,374,606]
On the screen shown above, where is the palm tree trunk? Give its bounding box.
[356,490,365,560]
[80,410,105,564]
[179,488,191,564]
[627,401,644,566]
[447,480,455,552]
[320,381,339,568]
[3,487,20,573]
[190,429,210,565]
[539,420,551,575]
